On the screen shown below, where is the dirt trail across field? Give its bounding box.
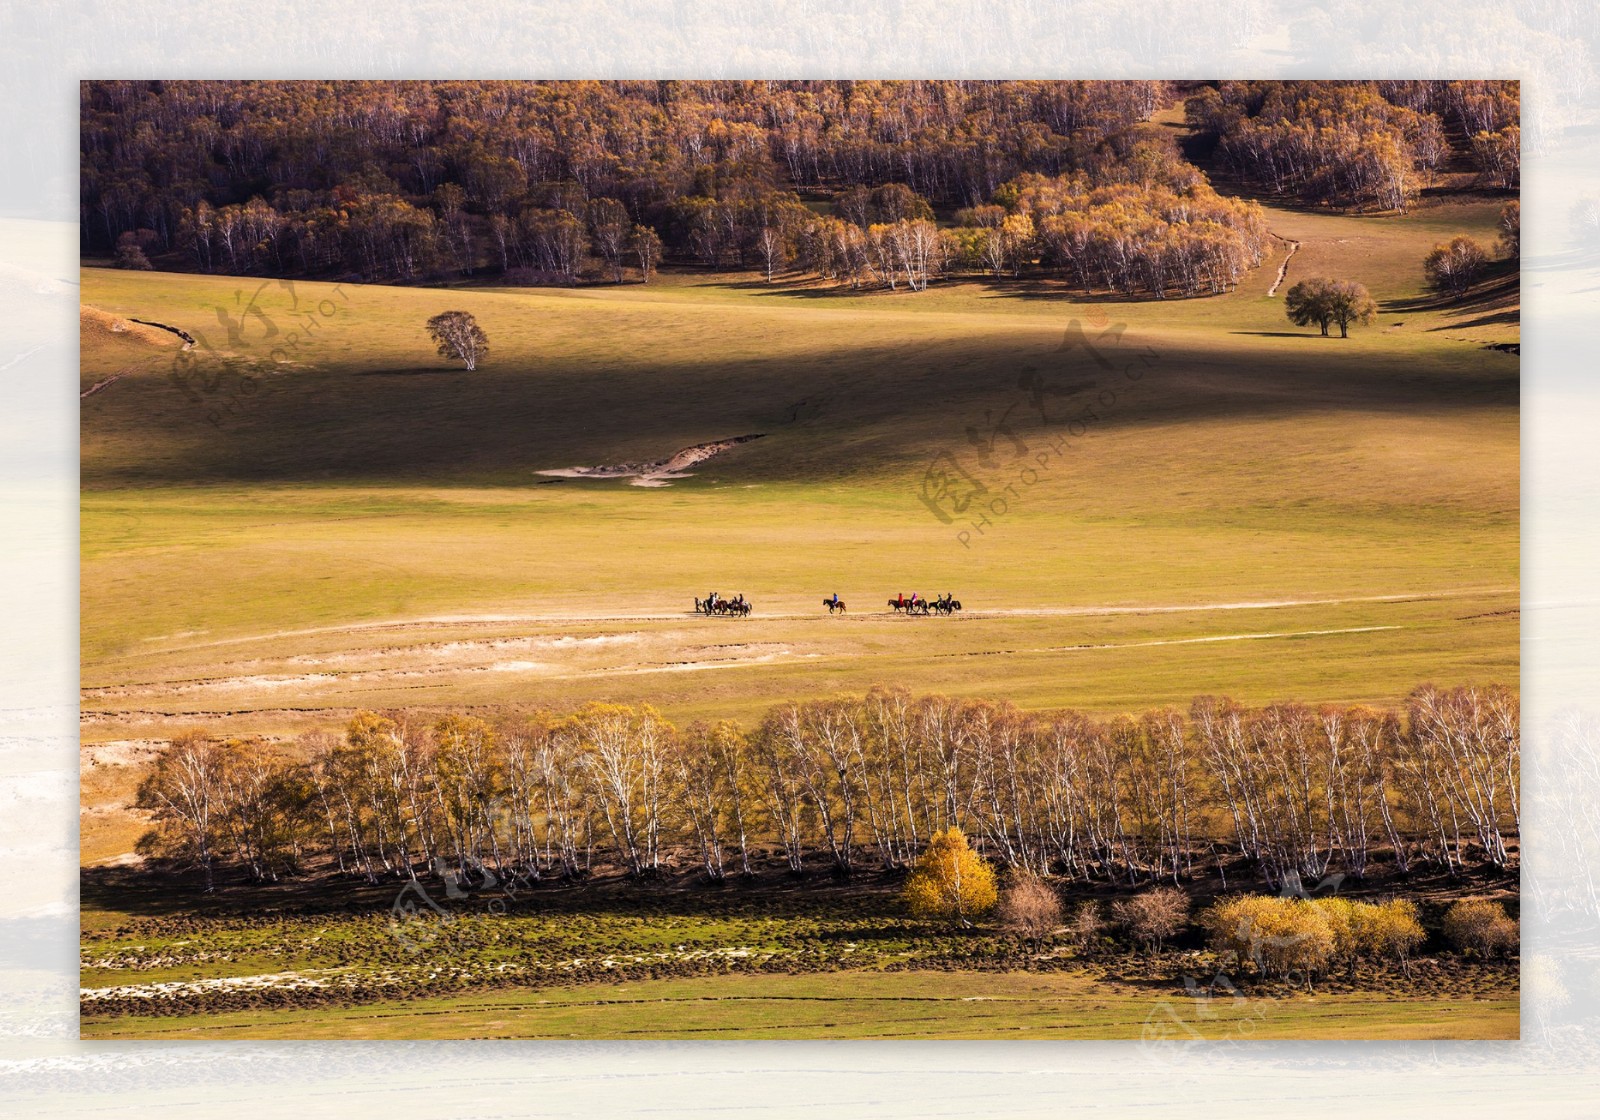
[538,434,765,487]
[81,370,129,399]
[116,587,1513,657]
[1266,234,1301,297]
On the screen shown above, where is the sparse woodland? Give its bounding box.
[137,683,1518,896]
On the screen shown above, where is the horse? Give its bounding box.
[908,599,931,615]
[728,598,751,617]
[824,598,846,614]
[698,597,741,616]
[932,598,962,615]
[887,598,907,613]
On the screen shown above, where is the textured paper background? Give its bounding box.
[3,2,1596,1113]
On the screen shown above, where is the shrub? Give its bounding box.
[997,874,1063,951]
[1361,899,1427,973]
[115,230,153,270]
[904,827,998,927]
[1313,896,1361,968]
[1442,899,1518,958]
[1311,897,1426,976]
[1067,900,1104,952]
[1112,886,1189,953]
[1203,895,1334,980]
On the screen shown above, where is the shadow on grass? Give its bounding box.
[356,366,470,377]
[1384,265,1519,320]
[707,275,1228,305]
[80,860,918,926]
[1447,309,1521,330]
[1230,330,1331,339]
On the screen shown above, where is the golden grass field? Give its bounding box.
[79,198,1517,861]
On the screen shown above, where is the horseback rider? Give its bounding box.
[831,592,840,606]
[896,592,904,608]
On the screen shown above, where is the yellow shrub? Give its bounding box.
[1442,899,1518,958]
[1310,896,1426,972]
[1203,895,1334,978]
[904,827,998,927]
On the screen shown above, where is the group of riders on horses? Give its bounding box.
[696,590,961,617]
[696,591,751,616]
[888,591,961,615]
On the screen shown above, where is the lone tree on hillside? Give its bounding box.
[1326,279,1378,338]
[1424,236,1490,298]
[1285,277,1337,335]
[426,310,489,371]
[904,827,998,928]
[1285,276,1378,338]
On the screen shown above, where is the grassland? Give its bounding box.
[81,968,1517,1040]
[80,199,1516,748]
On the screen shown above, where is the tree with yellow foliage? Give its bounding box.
[904,827,998,928]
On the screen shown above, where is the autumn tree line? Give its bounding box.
[85,79,1517,298]
[1187,79,1519,211]
[136,683,1518,895]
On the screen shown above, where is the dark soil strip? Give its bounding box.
[129,318,196,347]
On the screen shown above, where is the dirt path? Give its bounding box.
[114,587,1514,658]
[1266,235,1301,297]
[81,369,129,399]
[538,434,764,487]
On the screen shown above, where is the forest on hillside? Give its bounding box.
[81,79,1517,297]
